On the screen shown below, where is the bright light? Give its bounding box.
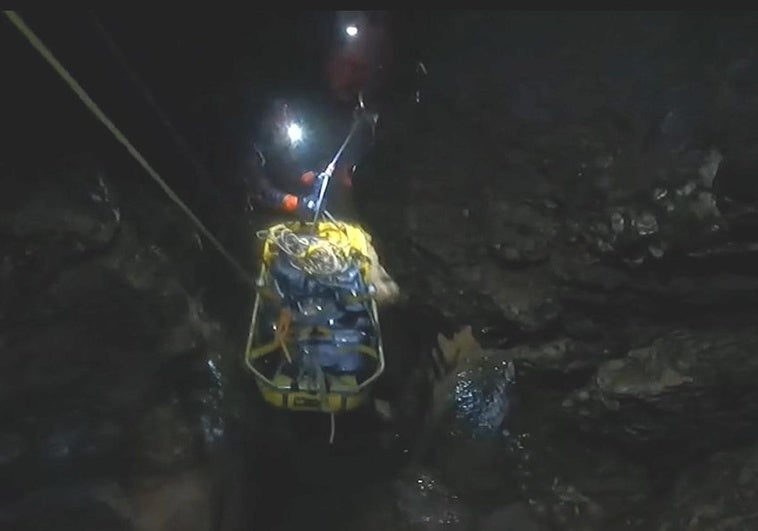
[287,123,303,144]
[345,25,358,37]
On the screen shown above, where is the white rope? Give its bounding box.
[329,412,336,444]
[88,13,219,196]
[264,224,352,276]
[4,11,255,288]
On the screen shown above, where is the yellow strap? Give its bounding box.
[350,344,379,360]
[247,309,295,362]
[275,309,293,363]
[247,340,283,360]
[342,293,375,303]
[256,286,282,301]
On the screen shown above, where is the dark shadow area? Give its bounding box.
[3,9,758,531]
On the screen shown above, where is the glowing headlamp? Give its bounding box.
[286,122,303,146]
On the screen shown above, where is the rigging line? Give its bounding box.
[4,10,255,287]
[87,12,223,203]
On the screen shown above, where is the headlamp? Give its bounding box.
[286,122,303,145]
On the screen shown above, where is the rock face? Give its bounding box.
[5,10,758,531]
[345,467,476,531]
[563,328,758,454]
[415,327,516,499]
[354,11,758,531]
[0,151,234,529]
[656,442,758,531]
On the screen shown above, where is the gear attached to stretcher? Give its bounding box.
[244,220,385,413]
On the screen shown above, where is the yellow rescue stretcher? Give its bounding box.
[244,220,385,413]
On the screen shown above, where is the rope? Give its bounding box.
[261,224,355,276]
[87,13,223,203]
[329,412,336,444]
[3,11,255,288]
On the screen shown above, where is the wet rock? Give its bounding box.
[136,402,199,472]
[663,273,758,309]
[501,294,562,335]
[698,149,722,189]
[88,351,163,414]
[0,315,162,416]
[1,320,112,400]
[184,295,223,346]
[393,468,474,531]
[29,264,169,336]
[149,354,226,457]
[0,163,123,325]
[0,480,133,531]
[656,442,758,531]
[346,467,474,531]
[428,327,515,437]
[157,321,203,358]
[36,411,124,472]
[502,427,652,531]
[551,254,631,292]
[406,203,482,268]
[460,261,560,335]
[486,200,558,267]
[553,146,729,269]
[0,158,121,301]
[8,13,758,531]
[186,389,225,455]
[503,337,607,374]
[562,328,758,453]
[479,503,548,531]
[1,252,218,413]
[713,144,758,205]
[416,327,516,497]
[7,163,120,251]
[130,468,212,531]
[417,269,511,333]
[99,226,178,293]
